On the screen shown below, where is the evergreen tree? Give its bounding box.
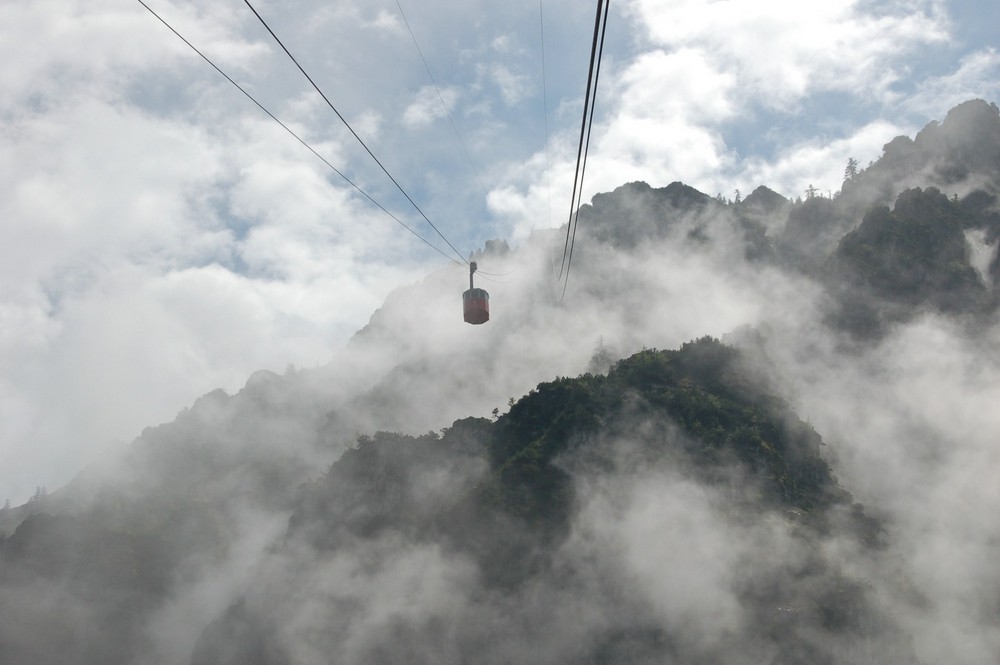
[844,157,859,181]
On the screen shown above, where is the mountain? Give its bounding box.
[577,180,775,261]
[840,99,1000,213]
[192,339,902,665]
[781,99,1000,278]
[826,186,991,336]
[3,98,1000,665]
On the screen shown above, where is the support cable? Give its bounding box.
[243,0,469,265]
[539,0,553,231]
[394,0,490,200]
[136,0,464,267]
[557,0,609,300]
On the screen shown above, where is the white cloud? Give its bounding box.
[402,84,460,127]
[612,48,736,124]
[623,0,950,108]
[367,9,405,36]
[0,0,442,502]
[906,47,1000,118]
[590,47,737,189]
[490,64,532,105]
[736,119,906,198]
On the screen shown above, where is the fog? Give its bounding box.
[4,88,1000,665]
[761,314,1000,664]
[176,114,999,661]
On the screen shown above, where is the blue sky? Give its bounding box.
[1,0,998,503]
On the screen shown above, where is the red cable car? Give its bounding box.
[463,261,489,324]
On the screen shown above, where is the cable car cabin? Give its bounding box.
[463,287,489,324]
[463,261,489,324]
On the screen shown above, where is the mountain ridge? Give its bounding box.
[193,338,899,664]
[3,98,999,665]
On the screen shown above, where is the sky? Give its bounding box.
[1,0,999,504]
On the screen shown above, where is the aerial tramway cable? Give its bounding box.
[135,0,465,267]
[390,0,508,281]
[243,0,470,267]
[539,0,553,231]
[557,0,610,300]
[142,0,611,318]
[394,0,490,201]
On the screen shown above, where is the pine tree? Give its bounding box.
[844,157,859,181]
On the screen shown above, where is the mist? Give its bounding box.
[757,314,1000,664]
[3,2,1000,658]
[8,106,1000,660]
[182,99,999,663]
